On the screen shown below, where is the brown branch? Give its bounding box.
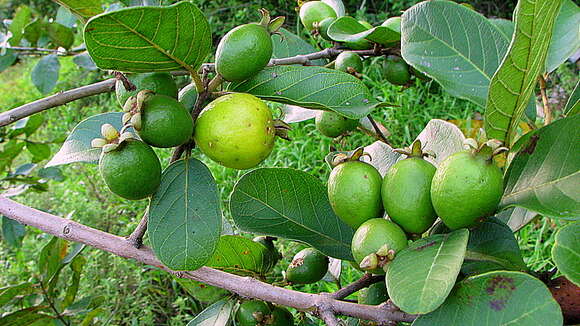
[538,75,552,125]
[0,196,417,324]
[126,211,148,248]
[366,115,391,145]
[331,273,384,300]
[319,309,341,326]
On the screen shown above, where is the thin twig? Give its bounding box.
[538,75,552,125]
[126,211,149,248]
[0,196,418,325]
[39,281,70,326]
[331,273,383,300]
[366,115,390,145]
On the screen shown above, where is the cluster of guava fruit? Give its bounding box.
[326,139,505,274]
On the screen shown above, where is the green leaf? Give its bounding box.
[0,49,18,72]
[0,306,54,326]
[1,216,26,248]
[84,2,211,73]
[23,115,44,136]
[545,0,580,73]
[186,298,234,326]
[23,19,44,46]
[564,80,580,116]
[322,0,345,17]
[148,158,221,271]
[8,5,32,46]
[47,23,75,49]
[176,279,229,304]
[230,168,354,260]
[31,54,60,95]
[54,0,103,22]
[386,229,469,314]
[0,141,26,174]
[501,115,580,218]
[26,142,51,163]
[489,18,514,40]
[401,0,510,107]
[38,237,68,282]
[0,283,34,308]
[414,119,465,167]
[462,218,526,276]
[206,235,272,276]
[229,65,381,119]
[328,16,399,46]
[552,222,580,286]
[484,0,563,144]
[495,206,538,232]
[272,28,325,65]
[63,295,105,315]
[412,271,563,326]
[72,53,98,71]
[46,112,126,167]
[62,255,86,308]
[56,7,77,28]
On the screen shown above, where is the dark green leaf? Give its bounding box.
[552,222,580,286]
[56,6,77,28]
[72,53,98,71]
[23,115,44,136]
[328,16,399,45]
[84,2,211,73]
[489,18,514,40]
[564,80,579,116]
[230,65,381,119]
[272,28,325,66]
[1,216,26,248]
[484,0,563,144]
[206,235,272,276]
[8,5,32,46]
[545,0,580,73]
[31,54,60,95]
[62,255,86,308]
[38,167,65,182]
[501,115,580,218]
[47,23,75,49]
[0,306,53,326]
[26,142,51,163]
[495,206,538,232]
[0,283,35,308]
[0,49,18,72]
[63,295,105,315]
[230,168,354,260]
[148,158,221,271]
[462,218,526,276]
[54,0,103,22]
[46,112,126,167]
[413,271,563,326]
[0,141,25,173]
[186,298,234,326]
[38,237,68,282]
[401,0,510,107]
[177,279,229,304]
[23,19,44,46]
[386,229,469,314]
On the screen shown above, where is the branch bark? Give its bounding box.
[331,273,384,300]
[0,196,417,324]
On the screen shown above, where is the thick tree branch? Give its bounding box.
[331,273,384,300]
[319,310,341,326]
[0,196,417,324]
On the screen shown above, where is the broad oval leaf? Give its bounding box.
[462,218,526,276]
[148,158,221,271]
[0,49,18,73]
[177,279,229,304]
[552,222,580,286]
[489,18,514,40]
[1,216,26,248]
[546,0,580,73]
[229,65,381,119]
[46,112,126,167]
[207,235,273,276]
[501,115,580,219]
[362,141,403,176]
[564,80,580,116]
[412,271,563,326]
[84,2,211,73]
[496,206,538,232]
[401,0,510,107]
[47,22,75,49]
[386,229,469,314]
[229,168,354,260]
[31,54,60,94]
[415,119,465,167]
[55,0,103,22]
[186,298,234,326]
[328,16,399,45]
[272,28,325,66]
[484,0,563,144]
[8,5,32,46]
[322,0,345,17]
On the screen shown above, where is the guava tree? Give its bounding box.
[0,0,579,325]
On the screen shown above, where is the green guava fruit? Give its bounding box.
[315,111,359,138]
[328,161,382,229]
[351,218,408,274]
[236,300,271,326]
[381,17,401,34]
[382,157,437,234]
[299,1,337,31]
[268,306,294,326]
[178,83,199,112]
[286,248,329,284]
[116,72,178,107]
[253,236,281,271]
[134,94,194,148]
[215,23,273,82]
[194,93,275,169]
[99,139,161,200]
[317,17,335,41]
[358,281,389,305]
[383,55,411,85]
[335,51,363,73]
[431,150,504,229]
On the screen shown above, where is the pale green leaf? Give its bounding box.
[31,54,60,94]
[564,80,580,116]
[8,5,32,46]
[495,206,538,231]
[552,222,580,286]
[546,0,580,73]
[484,0,563,144]
[55,0,103,22]
[327,16,399,45]
[207,235,273,276]
[186,298,234,326]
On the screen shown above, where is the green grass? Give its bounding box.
[0,53,574,325]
